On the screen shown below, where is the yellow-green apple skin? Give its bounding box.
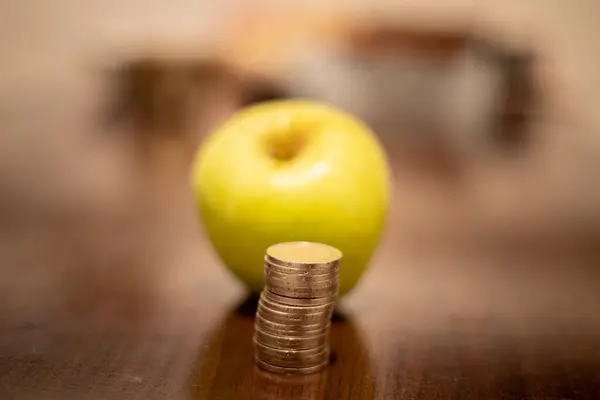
[191,100,391,296]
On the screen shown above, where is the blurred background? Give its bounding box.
[1,0,599,329]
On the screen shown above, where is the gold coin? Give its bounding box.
[254,340,330,367]
[254,340,327,357]
[254,329,329,350]
[265,242,342,270]
[266,275,337,289]
[259,292,335,314]
[258,306,333,326]
[263,289,337,307]
[255,315,328,336]
[257,303,333,325]
[266,277,339,298]
[254,355,328,375]
[256,308,331,330]
[264,258,339,276]
[264,266,338,283]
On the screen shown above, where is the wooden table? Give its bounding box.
[1,151,599,400]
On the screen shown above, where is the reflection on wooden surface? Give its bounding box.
[1,43,600,399]
[191,296,372,399]
[0,130,599,398]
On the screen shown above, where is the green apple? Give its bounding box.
[191,100,391,296]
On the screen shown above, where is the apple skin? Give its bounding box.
[191,100,391,296]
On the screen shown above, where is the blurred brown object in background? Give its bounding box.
[348,25,469,59]
[98,56,244,205]
[100,52,292,206]
[343,26,475,182]
[344,24,538,152]
[104,57,291,138]
[495,52,538,151]
[105,57,242,136]
[468,37,539,152]
[239,77,291,107]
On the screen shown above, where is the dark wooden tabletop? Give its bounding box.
[1,142,599,400]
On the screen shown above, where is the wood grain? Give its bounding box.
[1,138,599,400]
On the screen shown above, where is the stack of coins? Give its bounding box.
[254,241,342,374]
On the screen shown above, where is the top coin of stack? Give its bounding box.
[254,242,342,374]
[265,242,341,299]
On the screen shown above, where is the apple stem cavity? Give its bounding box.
[264,129,309,162]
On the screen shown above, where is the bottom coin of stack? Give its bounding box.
[254,241,342,374]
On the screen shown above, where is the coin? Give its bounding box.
[265,242,342,269]
[254,242,341,374]
[254,312,331,336]
[255,315,328,336]
[254,340,330,367]
[264,266,338,283]
[266,284,339,299]
[263,289,337,307]
[264,258,339,276]
[259,292,335,314]
[258,300,333,318]
[266,277,339,298]
[254,355,329,375]
[258,303,333,325]
[258,300,333,320]
[254,329,329,350]
[266,275,337,289]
